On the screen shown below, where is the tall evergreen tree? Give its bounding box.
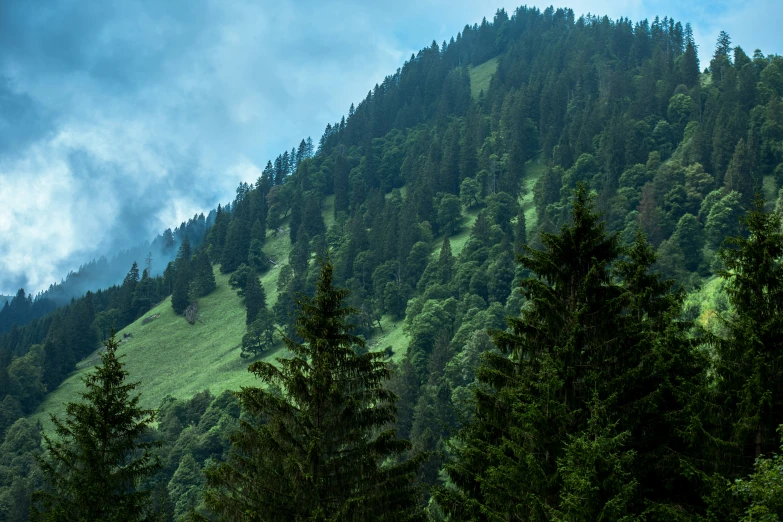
[31,333,161,521]
[243,271,266,325]
[192,251,217,298]
[171,238,193,315]
[713,196,783,467]
[436,185,707,520]
[204,261,424,521]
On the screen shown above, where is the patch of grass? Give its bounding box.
[368,316,410,364]
[34,266,269,431]
[763,175,778,211]
[322,194,336,230]
[469,57,500,100]
[521,153,546,233]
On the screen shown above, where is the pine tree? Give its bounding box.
[437,236,454,284]
[121,261,141,323]
[31,333,161,521]
[243,270,266,325]
[435,185,707,519]
[192,251,216,297]
[514,204,527,250]
[724,138,757,206]
[334,152,350,216]
[204,261,424,521]
[171,262,191,315]
[681,39,700,88]
[714,196,783,466]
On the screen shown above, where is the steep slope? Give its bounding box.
[33,268,254,429]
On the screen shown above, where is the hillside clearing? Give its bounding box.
[469,57,499,99]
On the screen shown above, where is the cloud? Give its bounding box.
[0,0,780,295]
[0,0,410,294]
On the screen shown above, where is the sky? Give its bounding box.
[0,0,780,296]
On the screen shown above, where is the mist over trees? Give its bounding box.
[0,212,213,333]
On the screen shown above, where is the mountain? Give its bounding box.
[2,5,783,520]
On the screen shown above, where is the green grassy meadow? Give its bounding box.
[469,57,500,99]
[34,268,264,430]
[521,154,546,232]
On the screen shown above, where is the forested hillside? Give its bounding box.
[2,4,783,520]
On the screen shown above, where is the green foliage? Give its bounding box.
[731,426,783,521]
[204,261,424,521]
[706,191,744,249]
[550,394,639,522]
[172,239,193,315]
[31,333,161,521]
[191,251,216,298]
[459,177,481,208]
[243,269,266,324]
[437,194,463,234]
[436,185,706,519]
[168,454,205,519]
[240,308,275,358]
[713,197,783,466]
[227,264,255,297]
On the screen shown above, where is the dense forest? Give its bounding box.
[2,4,783,520]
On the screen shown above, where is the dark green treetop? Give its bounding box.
[204,260,424,521]
[435,185,707,520]
[714,195,783,464]
[32,332,161,522]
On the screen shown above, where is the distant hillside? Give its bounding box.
[0,211,214,334]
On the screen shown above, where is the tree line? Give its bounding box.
[0,212,211,333]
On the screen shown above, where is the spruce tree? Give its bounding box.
[192,251,216,297]
[31,333,161,521]
[437,236,454,284]
[172,238,193,315]
[435,185,707,520]
[714,196,783,466]
[204,260,424,521]
[243,270,266,325]
[171,262,191,315]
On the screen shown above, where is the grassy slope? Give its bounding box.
[33,194,412,428]
[34,207,297,428]
[521,155,546,233]
[34,266,282,430]
[469,57,500,100]
[763,175,778,211]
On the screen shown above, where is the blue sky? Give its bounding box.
[0,0,780,295]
